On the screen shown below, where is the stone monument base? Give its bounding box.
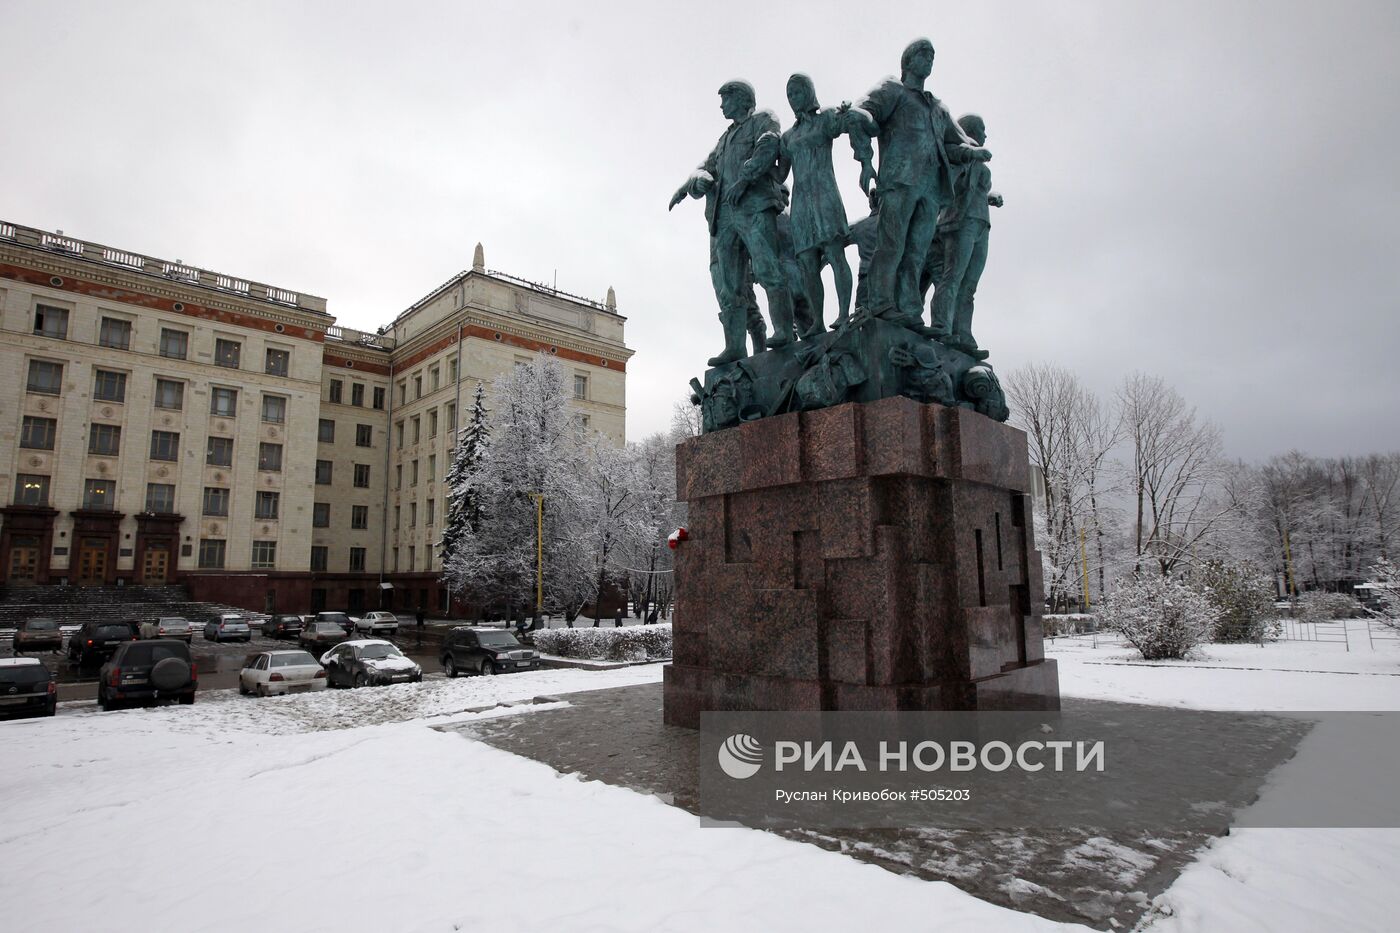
[663,395,1059,729]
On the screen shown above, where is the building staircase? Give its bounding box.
[0,584,267,635]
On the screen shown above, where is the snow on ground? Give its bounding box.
[0,665,1071,933]
[1047,628,1400,932]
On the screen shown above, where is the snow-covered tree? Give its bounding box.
[1098,572,1214,660]
[1194,558,1280,643]
[1367,557,1400,632]
[578,435,653,625]
[439,381,488,574]
[623,430,684,622]
[441,356,593,622]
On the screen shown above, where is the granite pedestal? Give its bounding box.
[663,395,1059,728]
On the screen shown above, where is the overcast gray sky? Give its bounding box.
[3,0,1397,460]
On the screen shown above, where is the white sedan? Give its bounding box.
[354,611,400,635]
[238,650,328,697]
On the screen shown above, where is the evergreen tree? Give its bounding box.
[439,382,489,573]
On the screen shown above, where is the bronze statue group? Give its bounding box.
[671,37,1001,376]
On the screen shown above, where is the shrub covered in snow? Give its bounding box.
[1098,573,1214,660]
[1295,590,1362,623]
[1366,558,1399,632]
[1195,559,1281,643]
[532,623,672,662]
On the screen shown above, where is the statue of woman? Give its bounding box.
[779,73,872,333]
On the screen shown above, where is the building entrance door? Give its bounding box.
[8,536,40,582]
[141,546,170,584]
[76,539,108,585]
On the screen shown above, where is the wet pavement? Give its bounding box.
[446,682,1309,931]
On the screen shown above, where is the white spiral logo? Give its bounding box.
[717,733,763,780]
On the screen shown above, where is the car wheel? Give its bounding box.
[444,657,457,678]
[479,659,494,676]
[256,684,267,698]
[354,673,368,689]
[238,679,250,696]
[178,693,195,706]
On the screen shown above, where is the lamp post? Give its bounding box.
[528,493,544,626]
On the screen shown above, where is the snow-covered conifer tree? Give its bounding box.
[439,381,488,576]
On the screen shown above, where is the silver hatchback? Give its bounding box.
[140,617,193,642]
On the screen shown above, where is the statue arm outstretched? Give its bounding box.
[668,143,721,210]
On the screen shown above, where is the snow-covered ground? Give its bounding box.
[1,632,1397,932]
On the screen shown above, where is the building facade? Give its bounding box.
[0,221,632,614]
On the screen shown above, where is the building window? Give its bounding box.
[411,460,419,486]
[202,487,229,517]
[261,395,287,424]
[313,502,330,527]
[250,540,277,569]
[393,505,400,530]
[264,348,290,377]
[89,424,122,456]
[349,547,366,573]
[428,454,436,481]
[154,378,184,410]
[255,491,280,520]
[395,465,402,490]
[412,417,421,444]
[149,430,180,462]
[351,505,368,529]
[426,498,435,526]
[397,382,406,406]
[315,460,332,485]
[430,367,440,392]
[214,338,241,369]
[574,374,588,400]
[448,357,458,382]
[395,421,404,449]
[33,304,69,340]
[159,328,188,360]
[258,442,283,472]
[210,387,238,418]
[414,375,423,399]
[318,419,335,443]
[20,416,56,450]
[14,474,50,507]
[206,437,233,467]
[26,360,63,395]
[198,539,226,569]
[355,424,373,448]
[408,545,416,570]
[83,479,115,511]
[409,502,417,527]
[428,410,438,438]
[93,369,127,403]
[329,379,343,404]
[448,403,457,431]
[99,317,132,350]
[351,382,364,407]
[145,483,176,514]
[353,464,370,488]
[310,546,328,572]
[392,547,399,572]
[372,386,385,410]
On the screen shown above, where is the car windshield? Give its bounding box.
[159,618,188,626]
[320,614,351,624]
[272,652,317,667]
[358,644,402,660]
[0,665,49,685]
[477,632,521,648]
[97,624,133,639]
[25,619,58,631]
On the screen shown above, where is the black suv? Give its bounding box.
[441,627,540,677]
[0,658,57,719]
[261,614,305,639]
[98,639,197,711]
[12,617,64,654]
[68,621,138,667]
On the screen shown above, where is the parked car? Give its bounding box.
[203,617,252,643]
[238,650,328,697]
[441,627,540,677]
[313,611,356,635]
[0,658,57,719]
[299,620,349,654]
[354,611,400,636]
[12,617,64,654]
[97,639,196,711]
[320,639,422,688]
[139,617,193,642]
[67,621,139,666]
[260,614,305,639]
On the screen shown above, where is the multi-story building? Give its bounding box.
[0,221,632,615]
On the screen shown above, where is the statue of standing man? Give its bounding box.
[851,38,991,335]
[670,80,797,366]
